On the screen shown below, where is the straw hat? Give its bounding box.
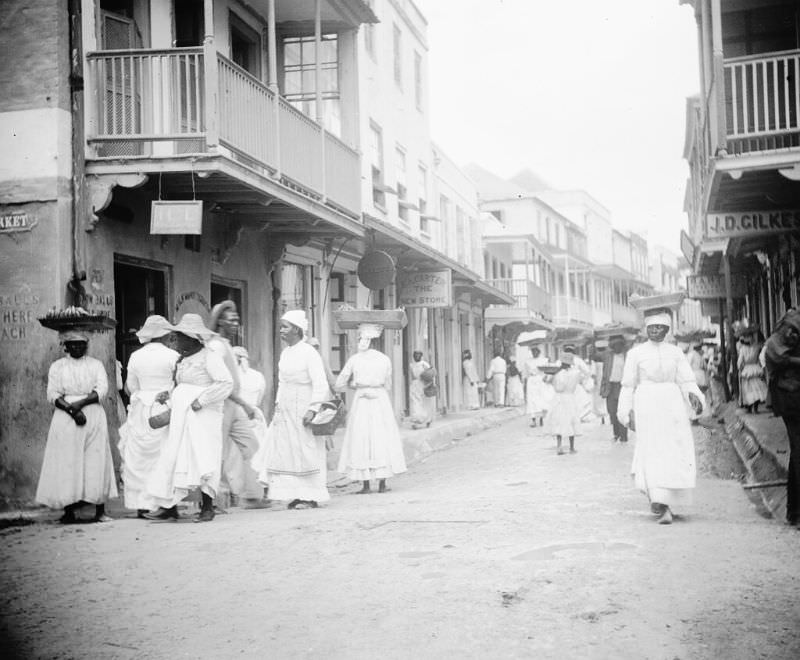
[172,313,217,341]
[135,315,174,343]
[209,300,237,332]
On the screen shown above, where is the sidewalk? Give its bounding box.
[722,404,789,522]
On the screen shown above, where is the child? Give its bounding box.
[546,353,582,455]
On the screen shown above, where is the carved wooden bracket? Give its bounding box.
[86,173,149,232]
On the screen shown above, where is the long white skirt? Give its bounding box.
[506,375,525,406]
[338,387,407,481]
[118,390,168,510]
[631,381,695,509]
[491,374,506,406]
[36,401,118,509]
[409,379,434,424]
[147,384,224,507]
[462,376,480,410]
[546,391,581,437]
[526,375,553,416]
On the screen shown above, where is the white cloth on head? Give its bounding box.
[118,342,179,510]
[357,323,383,339]
[36,355,118,508]
[644,312,672,328]
[281,309,309,333]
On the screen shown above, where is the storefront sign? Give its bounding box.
[686,274,746,299]
[704,210,800,239]
[150,201,203,235]
[0,212,37,234]
[0,291,40,341]
[357,250,396,290]
[398,269,452,308]
[680,230,695,265]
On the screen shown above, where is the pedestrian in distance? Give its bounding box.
[506,357,525,407]
[737,325,768,414]
[600,335,628,443]
[523,346,551,427]
[618,311,705,525]
[409,350,435,428]
[118,315,179,518]
[546,352,583,455]
[145,314,233,522]
[35,330,118,524]
[763,309,800,528]
[461,349,481,410]
[335,323,407,494]
[486,349,507,407]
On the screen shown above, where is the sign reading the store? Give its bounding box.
[398,269,452,308]
[0,212,37,234]
[686,274,746,299]
[704,210,800,239]
[150,200,203,235]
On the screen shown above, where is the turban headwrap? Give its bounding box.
[281,309,309,333]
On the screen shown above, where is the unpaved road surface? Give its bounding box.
[2,416,799,659]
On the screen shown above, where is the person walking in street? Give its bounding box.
[409,350,435,428]
[260,310,332,509]
[506,357,525,406]
[523,346,551,427]
[618,311,705,525]
[335,323,407,494]
[600,335,628,443]
[764,310,800,528]
[486,349,507,407]
[145,314,233,522]
[118,315,179,517]
[737,326,768,414]
[546,353,582,455]
[36,330,118,523]
[208,301,261,507]
[461,349,481,410]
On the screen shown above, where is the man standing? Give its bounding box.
[600,335,628,443]
[487,349,507,407]
[208,301,262,506]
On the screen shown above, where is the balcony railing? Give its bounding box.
[85,48,360,217]
[553,296,593,327]
[723,49,800,155]
[485,279,551,321]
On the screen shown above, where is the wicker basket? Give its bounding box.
[309,400,346,436]
[333,308,408,330]
[38,308,116,332]
[628,292,685,312]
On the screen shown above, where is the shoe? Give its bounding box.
[557,449,565,456]
[569,448,577,454]
[194,509,215,523]
[58,512,77,525]
[657,508,673,525]
[93,514,114,523]
[143,506,178,521]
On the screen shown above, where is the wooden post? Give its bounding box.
[710,0,727,153]
[267,0,280,176]
[719,298,730,401]
[202,0,218,150]
[723,253,738,401]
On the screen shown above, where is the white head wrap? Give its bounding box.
[59,329,89,343]
[281,309,308,333]
[136,315,174,343]
[357,323,383,340]
[644,312,672,329]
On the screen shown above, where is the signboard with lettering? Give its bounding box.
[0,212,37,234]
[686,274,746,299]
[704,210,800,239]
[680,230,695,265]
[150,201,203,234]
[398,269,453,308]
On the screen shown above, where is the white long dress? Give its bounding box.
[260,341,332,503]
[462,359,481,409]
[545,367,583,437]
[335,348,407,481]
[36,355,118,508]
[524,355,553,417]
[146,348,233,507]
[618,341,704,509]
[118,342,179,510]
[409,360,435,424]
[487,356,507,406]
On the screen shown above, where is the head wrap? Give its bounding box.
[357,323,383,340]
[172,313,216,342]
[644,312,672,329]
[59,330,89,343]
[136,315,174,343]
[281,309,308,333]
[232,346,249,360]
[209,300,237,332]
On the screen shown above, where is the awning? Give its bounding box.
[363,214,514,306]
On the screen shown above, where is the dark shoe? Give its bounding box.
[194,509,215,523]
[58,512,77,525]
[92,514,114,523]
[288,499,302,509]
[136,509,148,519]
[143,506,178,521]
[657,508,673,525]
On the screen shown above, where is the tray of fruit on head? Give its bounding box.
[628,291,685,313]
[333,305,408,330]
[38,306,116,332]
[537,363,562,376]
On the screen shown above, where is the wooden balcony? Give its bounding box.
[552,296,593,328]
[485,279,552,328]
[84,48,360,218]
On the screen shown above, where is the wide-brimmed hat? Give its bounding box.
[136,315,174,343]
[281,309,308,333]
[735,323,760,338]
[209,300,238,332]
[172,313,217,341]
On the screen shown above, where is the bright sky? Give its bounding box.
[416,0,700,254]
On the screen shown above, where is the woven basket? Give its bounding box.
[333,308,407,330]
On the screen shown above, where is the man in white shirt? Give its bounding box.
[487,350,507,407]
[600,335,628,443]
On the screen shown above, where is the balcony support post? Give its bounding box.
[81,0,98,159]
[315,0,328,202]
[268,0,281,176]
[203,0,218,150]
[710,0,726,154]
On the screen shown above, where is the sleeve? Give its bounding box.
[46,361,62,404]
[255,372,267,407]
[196,351,234,406]
[125,354,141,395]
[676,348,705,406]
[617,350,638,423]
[307,347,333,409]
[93,360,109,398]
[383,355,393,390]
[737,349,744,370]
[208,339,240,398]
[334,357,354,393]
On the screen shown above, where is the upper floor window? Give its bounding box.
[369,122,386,209]
[364,0,376,59]
[440,194,451,254]
[413,50,423,110]
[393,23,402,88]
[418,165,429,234]
[229,12,261,77]
[283,34,341,134]
[456,207,466,264]
[396,146,409,224]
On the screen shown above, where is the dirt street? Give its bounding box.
[2,416,799,660]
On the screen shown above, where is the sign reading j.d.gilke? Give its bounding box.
[398,269,452,308]
[687,274,746,299]
[705,210,800,238]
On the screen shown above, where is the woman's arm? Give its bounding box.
[333,358,354,393]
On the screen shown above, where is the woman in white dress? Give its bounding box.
[260,310,332,509]
[737,328,768,413]
[335,323,407,494]
[409,350,435,428]
[545,353,583,455]
[461,350,481,410]
[506,358,525,406]
[523,346,551,426]
[145,314,233,523]
[118,315,178,517]
[36,330,118,523]
[618,311,705,525]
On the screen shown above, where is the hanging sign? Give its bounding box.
[150,201,203,234]
[680,230,695,265]
[686,274,746,299]
[704,210,800,239]
[398,269,452,308]
[357,250,396,290]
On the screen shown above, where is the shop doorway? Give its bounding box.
[114,255,170,375]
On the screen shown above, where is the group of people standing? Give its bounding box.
[35,305,408,524]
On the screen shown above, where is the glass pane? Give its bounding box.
[302,39,316,64]
[284,40,300,67]
[321,38,337,63]
[302,70,315,94]
[285,71,301,95]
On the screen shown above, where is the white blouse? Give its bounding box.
[47,356,108,403]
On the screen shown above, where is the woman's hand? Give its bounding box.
[688,393,704,415]
[302,410,315,427]
[190,399,203,412]
[155,390,171,405]
[71,409,87,426]
[242,403,257,420]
